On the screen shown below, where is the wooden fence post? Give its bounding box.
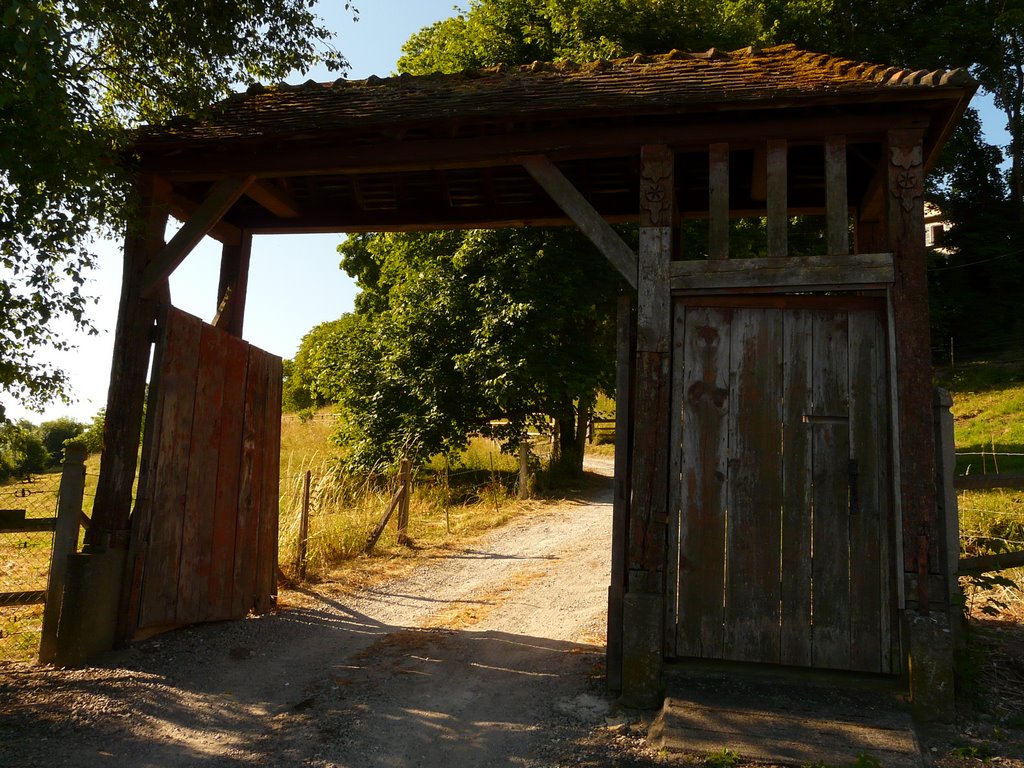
[297,470,311,581]
[39,442,87,664]
[397,459,411,546]
[518,440,530,500]
[933,388,959,604]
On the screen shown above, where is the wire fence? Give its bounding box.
[0,470,96,663]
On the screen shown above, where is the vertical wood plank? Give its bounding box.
[709,143,730,260]
[608,293,635,688]
[629,144,674,594]
[233,348,265,616]
[139,309,203,628]
[810,311,852,669]
[666,302,684,654]
[887,129,938,600]
[848,309,894,673]
[254,352,283,613]
[724,308,783,663]
[766,140,788,258]
[826,136,849,256]
[177,324,230,623]
[214,231,253,338]
[207,333,249,620]
[780,309,814,667]
[676,305,731,658]
[122,302,170,638]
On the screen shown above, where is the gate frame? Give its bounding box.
[62,47,972,714]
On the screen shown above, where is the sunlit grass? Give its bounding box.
[277,414,536,582]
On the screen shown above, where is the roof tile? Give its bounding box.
[139,44,976,145]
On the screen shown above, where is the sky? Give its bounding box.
[3,1,1014,423]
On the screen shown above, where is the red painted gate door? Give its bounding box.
[668,296,898,674]
[125,307,282,638]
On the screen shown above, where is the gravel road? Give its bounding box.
[0,459,667,767]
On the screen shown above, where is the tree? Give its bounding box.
[37,416,85,466]
[0,0,355,414]
[284,230,622,471]
[0,420,47,481]
[401,0,1021,365]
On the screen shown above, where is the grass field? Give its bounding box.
[277,411,541,583]
[947,366,1024,613]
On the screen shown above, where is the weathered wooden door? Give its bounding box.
[124,307,282,638]
[668,295,897,674]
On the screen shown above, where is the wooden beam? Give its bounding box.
[766,139,788,258]
[607,291,635,692]
[520,155,637,289]
[245,179,300,218]
[90,175,171,550]
[141,176,253,296]
[959,550,1024,575]
[826,135,849,255]
[954,472,1024,491]
[169,193,241,246]
[629,144,674,590]
[669,253,894,292]
[213,231,253,338]
[709,143,729,260]
[137,111,931,180]
[886,128,939,607]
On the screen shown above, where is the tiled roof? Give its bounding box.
[138,44,975,144]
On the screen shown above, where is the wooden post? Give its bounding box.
[89,175,170,551]
[826,136,849,256]
[297,470,311,580]
[38,442,87,664]
[621,144,674,708]
[766,139,788,258]
[886,129,940,608]
[518,439,530,500]
[397,458,411,546]
[933,388,963,629]
[214,231,253,338]
[708,143,729,260]
[607,291,636,693]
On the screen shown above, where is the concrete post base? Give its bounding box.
[54,549,127,667]
[620,591,663,709]
[904,609,956,723]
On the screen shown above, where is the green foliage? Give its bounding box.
[705,748,741,768]
[78,409,105,455]
[284,229,622,471]
[0,0,354,410]
[852,753,882,768]
[952,743,995,760]
[0,420,47,481]
[36,416,84,466]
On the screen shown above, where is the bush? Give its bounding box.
[37,417,84,466]
[0,421,48,480]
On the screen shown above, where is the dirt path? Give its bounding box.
[1,459,663,767]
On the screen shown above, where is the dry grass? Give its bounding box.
[277,411,545,585]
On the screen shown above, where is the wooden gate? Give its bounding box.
[668,295,897,674]
[124,307,282,637]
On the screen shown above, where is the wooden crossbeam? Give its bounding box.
[670,253,894,292]
[169,193,242,245]
[245,179,301,218]
[520,155,637,289]
[141,176,253,296]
